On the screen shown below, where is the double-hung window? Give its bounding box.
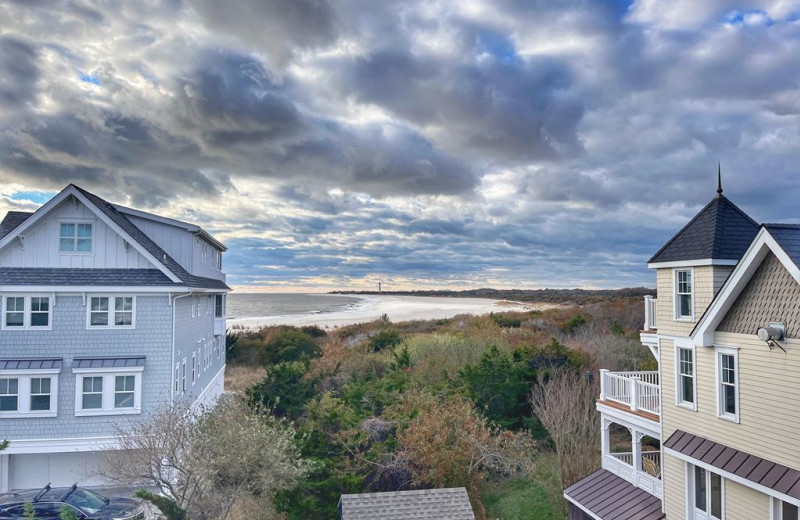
[691,465,723,520]
[59,222,93,253]
[87,296,135,328]
[677,346,696,408]
[191,354,196,384]
[181,359,187,393]
[73,366,143,416]
[676,269,694,319]
[716,347,739,422]
[215,294,224,318]
[3,295,51,330]
[0,378,18,411]
[0,367,59,417]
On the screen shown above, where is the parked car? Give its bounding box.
[0,484,144,520]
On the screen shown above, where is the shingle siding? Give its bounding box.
[0,295,172,440]
[172,295,225,404]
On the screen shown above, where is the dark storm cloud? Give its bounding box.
[3,0,800,289]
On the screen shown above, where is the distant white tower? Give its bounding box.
[378,281,382,293]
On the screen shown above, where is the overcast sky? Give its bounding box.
[2,1,800,292]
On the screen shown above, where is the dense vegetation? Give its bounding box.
[225,299,653,519]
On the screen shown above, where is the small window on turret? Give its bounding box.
[675,269,693,319]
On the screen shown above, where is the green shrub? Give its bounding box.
[247,362,318,419]
[367,329,402,352]
[459,346,532,429]
[390,346,412,371]
[133,490,186,520]
[263,329,321,364]
[490,313,522,328]
[561,314,588,333]
[23,502,36,520]
[225,332,240,361]
[275,467,364,520]
[301,325,327,338]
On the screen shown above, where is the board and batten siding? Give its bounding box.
[655,266,733,338]
[0,199,152,269]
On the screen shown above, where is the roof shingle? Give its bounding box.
[339,488,475,520]
[649,194,759,264]
[0,211,33,240]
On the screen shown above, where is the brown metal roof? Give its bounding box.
[665,430,800,499]
[564,470,665,520]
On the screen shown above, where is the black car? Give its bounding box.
[0,484,144,520]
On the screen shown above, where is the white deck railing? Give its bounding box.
[600,370,660,416]
[605,450,663,498]
[643,295,657,331]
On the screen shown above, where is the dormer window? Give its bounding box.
[59,222,93,253]
[675,269,694,320]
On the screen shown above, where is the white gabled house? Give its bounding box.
[0,184,230,491]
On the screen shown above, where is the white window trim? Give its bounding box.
[57,218,96,256]
[191,353,196,385]
[1,294,53,331]
[0,369,60,418]
[85,295,136,330]
[687,462,725,520]
[72,366,143,416]
[772,497,800,520]
[715,346,740,423]
[675,341,698,411]
[674,267,695,321]
[181,358,187,394]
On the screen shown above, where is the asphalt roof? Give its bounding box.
[0,211,33,240]
[649,194,759,264]
[339,488,475,520]
[665,430,800,499]
[0,268,177,286]
[0,186,229,291]
[564,469,665,520]
[764,224,800,272]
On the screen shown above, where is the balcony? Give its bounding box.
[643,295,657,331]
[605,449,663,499]
[599,370,660,418]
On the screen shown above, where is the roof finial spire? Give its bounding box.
[717,162,723,197]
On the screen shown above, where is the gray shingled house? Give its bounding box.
[339,487,476,519]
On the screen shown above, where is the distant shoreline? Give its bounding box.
[329,287,654,305]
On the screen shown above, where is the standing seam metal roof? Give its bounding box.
[0,358,62,370]
[564,469,665,520]
[665,430,800,498]
[72,357,146,369]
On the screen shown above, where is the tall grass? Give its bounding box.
[225,364,267,393]
[404,334,491,385]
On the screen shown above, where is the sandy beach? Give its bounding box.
[227,295,559,329]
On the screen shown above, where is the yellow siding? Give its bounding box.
[662,331,800,469]
[663,452,686,520]
[725,479,770,519]
[656,266,726,337]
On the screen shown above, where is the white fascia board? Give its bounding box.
[596,402,661,439]
[3,436,119,454]
[647,259,739,269]
[563,494,603,520]
[692,228,799,347]
[664,446,800,508]
[0,285,189,293]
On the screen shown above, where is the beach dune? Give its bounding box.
[227,295,559,329]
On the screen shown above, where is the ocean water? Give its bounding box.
[226,293,364,319]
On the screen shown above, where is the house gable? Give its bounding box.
[0,195,155,270]
[717,252,800,338]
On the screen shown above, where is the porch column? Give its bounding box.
[599,369,608,400]
[0,453,9,493]
[601,418,611,470]
[632,429,643,488]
